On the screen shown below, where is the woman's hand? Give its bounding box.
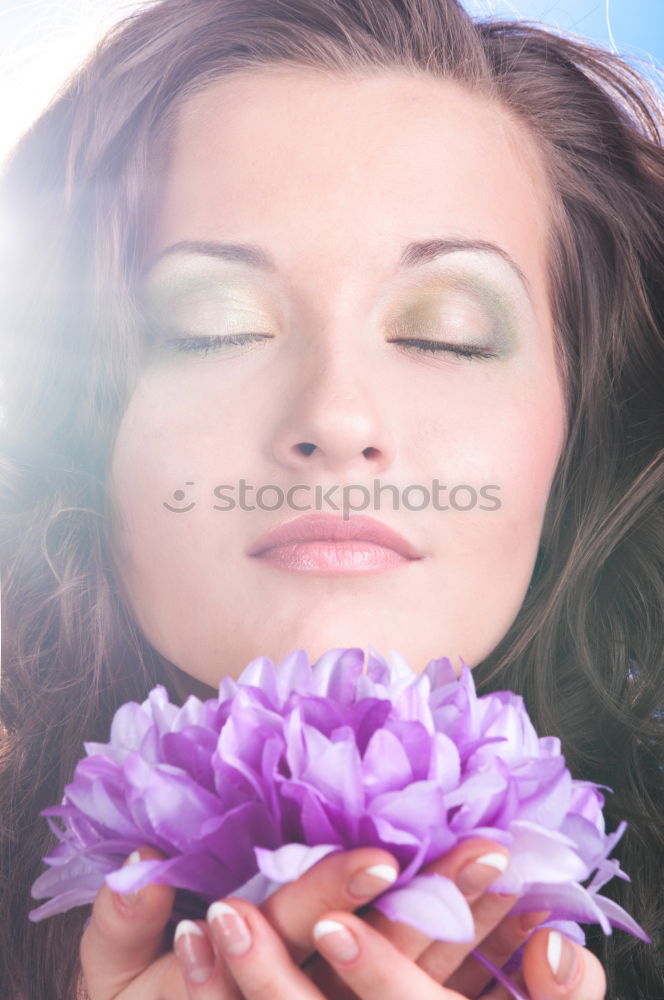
[79,840,606,1000]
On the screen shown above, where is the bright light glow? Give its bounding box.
[0,1,146,171]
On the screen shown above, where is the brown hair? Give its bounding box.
[1,1,662,997]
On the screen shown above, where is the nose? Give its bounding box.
[268,345,396,478]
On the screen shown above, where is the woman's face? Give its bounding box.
[108,67,566,691]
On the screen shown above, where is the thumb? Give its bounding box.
[80,847,176,1000]
[522,927,607,1000]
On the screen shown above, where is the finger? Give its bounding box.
[206,897,326,999]
[478,965,529,999]
[438,904,551,996]
[259,847,400,963]
[522,928,606,1000]
[80,847,176,1000]
[311,910,471,1000]
[415,891,521,988]
[173,919,243,999]
[446,907,550,996]
[300,956,360,1000]
[359,837,511,958]
[297,866,518,1000]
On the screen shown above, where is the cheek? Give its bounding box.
[106,390,199,591]
[428,376,563,481]
[106,372,258,576]
[487,403,562,514]
[414,373,565,560]
[108,374,233,513]
[505,378,567,512]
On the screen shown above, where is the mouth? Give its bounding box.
[247,513,424,574]
[250,538,415,574]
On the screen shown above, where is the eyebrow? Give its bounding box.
[145,237,531,298]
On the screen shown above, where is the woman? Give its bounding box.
[0,1,662,998]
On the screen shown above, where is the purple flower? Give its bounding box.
[29,646,649,974]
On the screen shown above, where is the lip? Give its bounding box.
[247,513,423,561]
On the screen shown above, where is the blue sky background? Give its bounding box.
[463,0,663,67]
[0,0,662,166]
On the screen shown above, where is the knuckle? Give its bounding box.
[85,904,117,947]
[259,887,288,925]
[472,890,519,926]
[238,968,283,999]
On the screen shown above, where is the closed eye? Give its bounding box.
[158,332,498,362]
[388,338,499,361]
[161,333,274,354]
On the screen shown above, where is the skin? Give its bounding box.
[107,66,567,692]
[86,69,606,999]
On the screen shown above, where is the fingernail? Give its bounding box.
[547,930,580,987]
[313,919,359,964]
[174,920,215,985]
[347,863,399,900]
[207,901,252,957]
[456,852,508,894]
[117,850,142,908]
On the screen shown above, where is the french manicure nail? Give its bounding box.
[207,901,252,957]
[174,920,215,985]
[547,930,580,987]
[313,919,359,964]
[456,852,508,894]
[347,863,399,899]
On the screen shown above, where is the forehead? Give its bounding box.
[148,68,553,314]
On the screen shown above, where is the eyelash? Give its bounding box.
[164,333,270,354]
[388,338,498,361]
[163,333,498,362]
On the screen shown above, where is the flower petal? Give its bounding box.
[254,842,341,883]
[374,873,474,941]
